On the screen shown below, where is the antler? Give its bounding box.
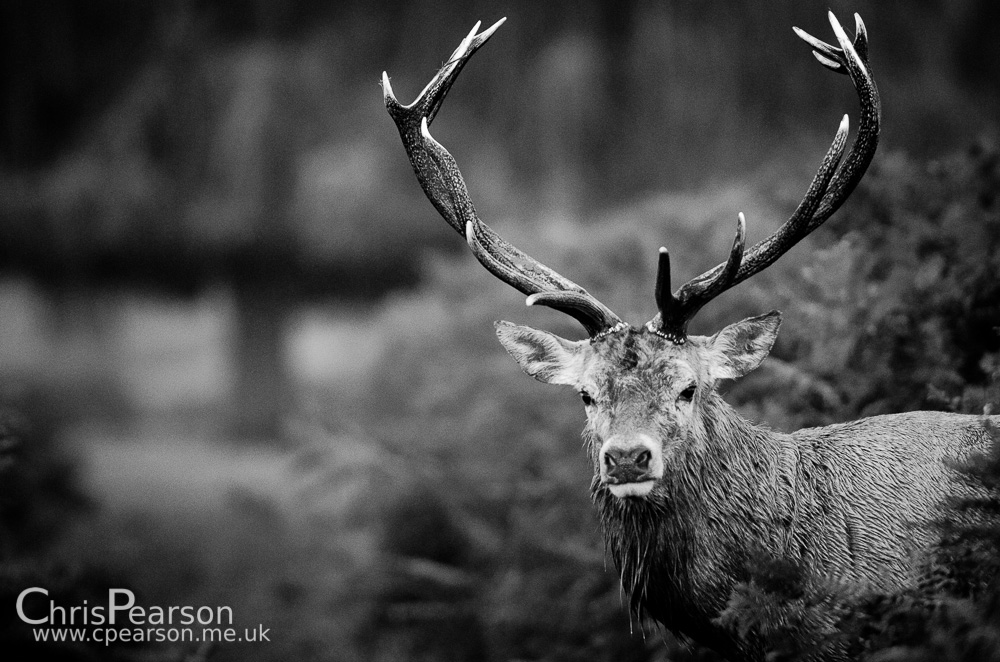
[648,11,880,343]
[382,19,624,337]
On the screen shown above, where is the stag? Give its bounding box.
[383,12,995,661]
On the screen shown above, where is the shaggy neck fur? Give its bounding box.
[591,391,789,655]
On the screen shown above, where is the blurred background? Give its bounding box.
[0,0,998,660]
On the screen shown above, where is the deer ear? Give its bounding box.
[494,321,587,386]
[705,311,781,381]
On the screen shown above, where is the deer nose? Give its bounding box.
[601,444,656,483]
[604,447,651,472]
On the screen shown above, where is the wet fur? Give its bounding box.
[577,328,994,661]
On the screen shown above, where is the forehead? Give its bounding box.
[585,327,698,386]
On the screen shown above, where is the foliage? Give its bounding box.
[833,141,1000,417]
[0,386,118,660]
[729,141,1000,429]
[0,387,89,555]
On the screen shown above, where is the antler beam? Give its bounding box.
[649,11,880,342]
[383,19,624,337]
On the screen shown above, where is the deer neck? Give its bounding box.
[695,392,785,486]
[592,392,789,626]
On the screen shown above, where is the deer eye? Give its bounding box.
[678,384,696,402]
[580,391,594,407]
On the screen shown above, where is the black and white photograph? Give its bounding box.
[1,1,998,660]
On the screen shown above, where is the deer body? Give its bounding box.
[382,11,990,661]
[598,405,992,600]
[494,316,993,659]
[594,407,991,660]
[595,394,993,660]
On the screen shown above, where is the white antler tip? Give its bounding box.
[381,71,394,98]
[828,11,852,49]
[854,13,868,47]
[658,246,668,255]
[525,293,541,307]
[839,114,850,132]
[482,17,507,38]
[451,23,477,59]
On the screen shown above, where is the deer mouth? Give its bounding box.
[606,480,656,499]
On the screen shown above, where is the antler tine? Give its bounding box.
[651,214,747,342]
[649,11,879,342]
[805,11,880,227]
[382,18,506,237]
[653,248,671,315]
[384,20,624,337]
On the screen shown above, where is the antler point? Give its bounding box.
[483,17,507,37]
[811,51,842,71]
[381,72,399,106]
[828,11,852,49]
[466,21,482,42]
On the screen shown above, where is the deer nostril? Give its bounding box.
[602,446,655,479]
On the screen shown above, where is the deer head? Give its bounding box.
[495,312,780,497]
[383,12,879,499]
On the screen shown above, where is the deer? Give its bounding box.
[382,12,996,662]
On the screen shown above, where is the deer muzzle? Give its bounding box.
[599,433,663,498]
